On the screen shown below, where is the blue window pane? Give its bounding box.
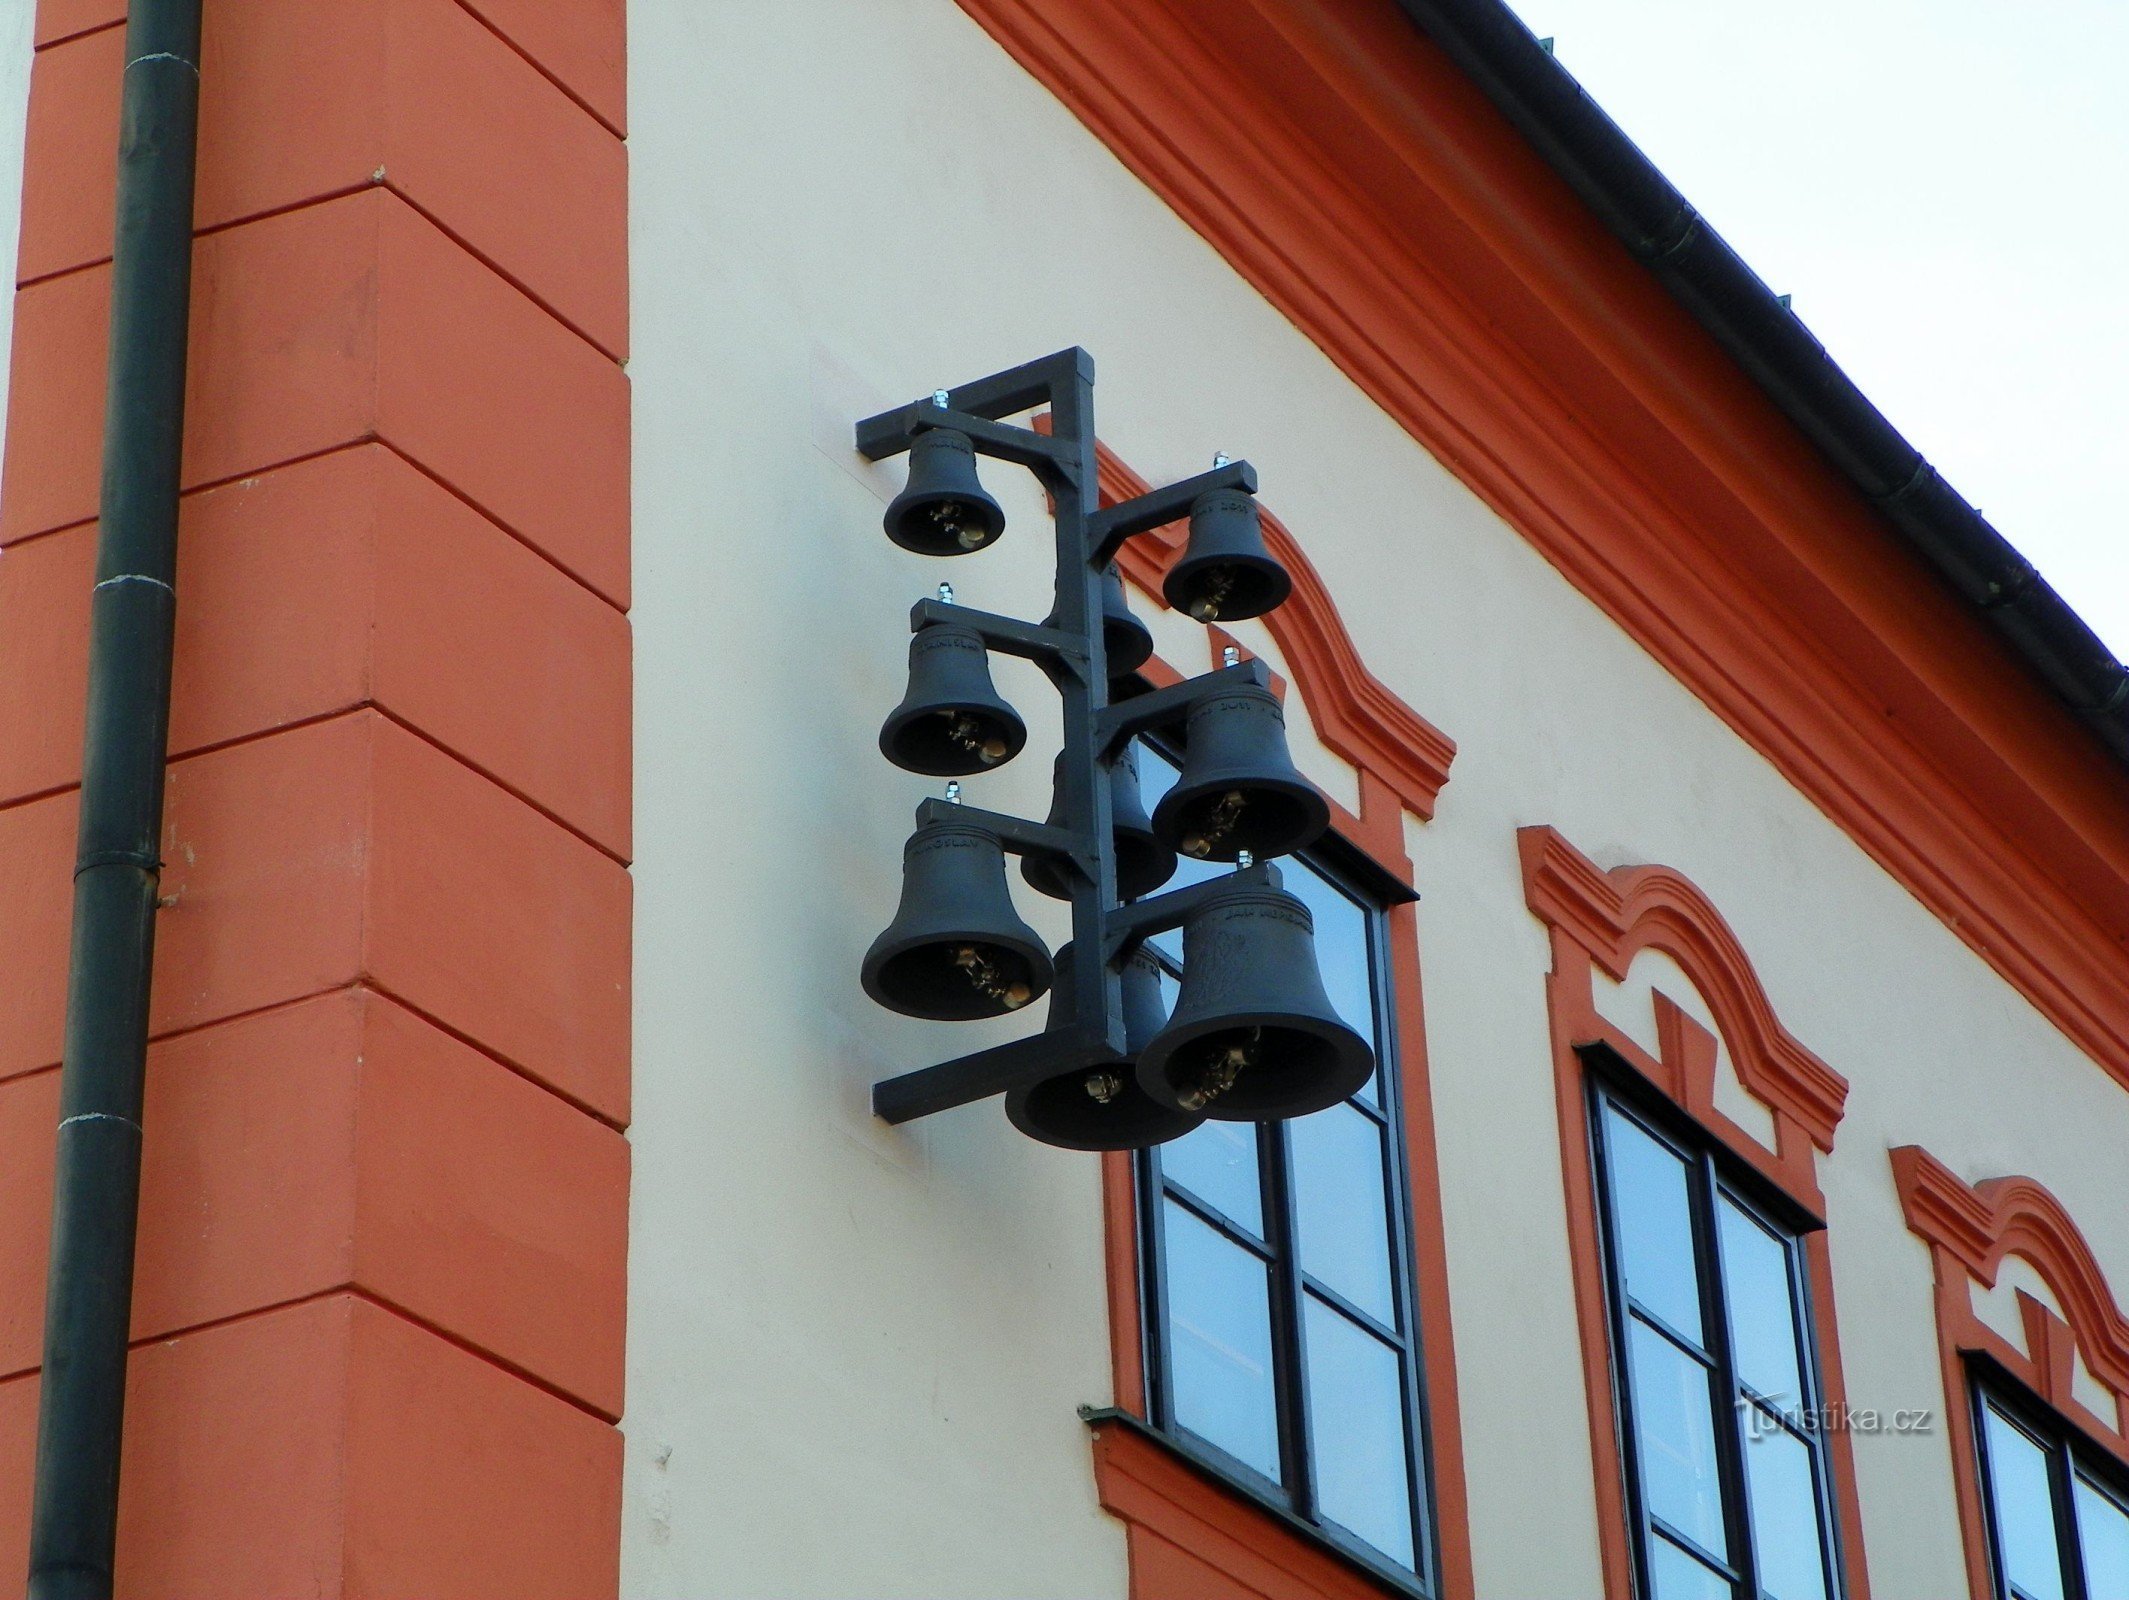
[1303,1295,1416,1570]
[2078,1475,2129,1600]
[1629,1316,1728,1559]
[1651,1532,1734,1600]
[1983,1405,2067,1600]
[1741,1412,1828,1600]
[1718,1198,1805,1417]
[1283,858,1375,1049]
[1289,1102,1395,1325]
[1163,1199,1281,1481]
[1164,1120,1263,1236]
[1605,1108,1706,1343]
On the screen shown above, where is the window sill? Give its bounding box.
[1081,1407,1429,1600]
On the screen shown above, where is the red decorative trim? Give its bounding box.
[1893,1146,2129,1596]
[1520,826,1849,1173]
[955,0,2129,1094]
[1096,441,1456,824]
[1090,445,1470,1595]
[1522,825,1870,1598]
[1091,1419,1418,1600]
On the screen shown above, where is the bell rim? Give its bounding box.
[860,926,1056,1021]
[1161,551,1293,622]
[1003,1069,1207,1151]
[1021,828,1178,900]
[1148,777,1331,862]
[1134,1011,1375,1121]
[877,702,1030,776]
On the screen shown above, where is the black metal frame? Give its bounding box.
[1970,1359,2129,1600]
[856,348,1273,1126]
[1133,826,1439,1594]
[1584,1052,1846,1600]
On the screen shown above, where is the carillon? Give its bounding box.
[855,348,1373,1149]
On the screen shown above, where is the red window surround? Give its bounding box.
[1087,442,1472,1599]
[1520,825,1873,1599]
[1893,1146,2129,1598]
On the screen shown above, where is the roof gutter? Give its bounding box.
[1390,0,2129,766]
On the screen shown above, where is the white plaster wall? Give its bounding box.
[627,3,2129,1596]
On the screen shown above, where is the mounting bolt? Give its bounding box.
[938,582,955,605]
[932,389,951,409]
[1212,452,1231,468]
[945,781,962,805]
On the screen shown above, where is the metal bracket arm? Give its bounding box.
[872,1025,1110,1125]
[908,598,1085,670]
[1093,658,1270,756]
[1089,459,1258,566]
[1102,861,1280,963]
[914,799,1085,876]
[854,405,1079,482]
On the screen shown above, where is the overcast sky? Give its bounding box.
[1500,0,2128,662]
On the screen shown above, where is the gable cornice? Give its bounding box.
[955,0,2129,1087]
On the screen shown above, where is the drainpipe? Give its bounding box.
[27,2,203,1596]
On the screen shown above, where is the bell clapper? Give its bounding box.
[1187,570,1236,622]
[1177,1027,1259,1109]
[939,712,1008,765]
[952,943,1032,1009]
[1181,789,1249,858]
[1084,1070,1123,1104]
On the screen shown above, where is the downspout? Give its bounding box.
[26,2,203,1596]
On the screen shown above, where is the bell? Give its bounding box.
[879,624,1028,776]
[862,819,1054,1020]
[1100,568,1156,675]
[1151,683,1329,862]
[1006,945,1203,1149]
[1136,877,1374,1121]
[1021,746,1177,901]
[1163,490,1291,623]
[1040,567,1154,677]
[883,428,1007,556]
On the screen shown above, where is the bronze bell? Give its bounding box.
[1041,567,1154,677]
[862,819,1053,1020]
[1163,490,1291,623]
[879,624,1027,776]
[1151,682,1329,862]
[1021,745,1177,902]
[1006,944,1202,1149]
[883,428,1007,556]
[1136,876,1373,1121]
[1099,567,1155,675]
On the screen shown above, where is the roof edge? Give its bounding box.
[1390,0,2129,764]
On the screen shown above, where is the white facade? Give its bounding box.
[625,3,2129,1595]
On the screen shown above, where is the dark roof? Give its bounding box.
[1392,0,2129,767]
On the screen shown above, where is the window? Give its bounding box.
[1133,745,1434,1589]
[1974,1381,2129,1600]
[1590,1076,1843,1600]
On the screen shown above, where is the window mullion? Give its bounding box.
[1262,1118,1314,1520]
[1694,1150,1761,1594]
[2054,1432,2091,1600]
[1137,1146,1175,1434]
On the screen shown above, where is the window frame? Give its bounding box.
[1972,1363,2129,1600]
[1132,815,1441,1596]
[1587,1057,1848,1600]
